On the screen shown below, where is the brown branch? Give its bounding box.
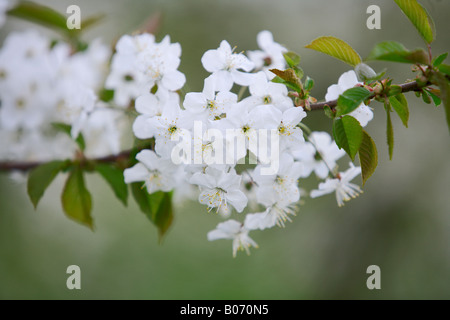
[0,149,134,172]
[308,80,424,111]
[0,80,431,173]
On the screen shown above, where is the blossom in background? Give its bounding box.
[106,34,185,107]
[325,70,373,127]
[207,220,258,257]
[124,150,177,194]
[201,40,255,91]
[310,162,362,207]
[0,30,121,161]
[247,30,287,79]
[292,131,345,179]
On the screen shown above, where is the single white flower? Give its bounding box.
[207,220,258,257]
[147,102,191,159]
[244,200,297,230]
[247,30,287,79]
[310,162,362,207]
[133,89,180,139]
[215,104,281,162]
[201,40,255,91]
[137,35,186,92]
[238,71,294,112]
[277,107,307,151]
[253,153,303,206]
[183,76,237,121]
[190,167,248,213]
[124,150,177,193]
[325,70,373,127]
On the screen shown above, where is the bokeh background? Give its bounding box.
[1,0,449,299]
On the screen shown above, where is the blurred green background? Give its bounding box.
[1,0,449,299]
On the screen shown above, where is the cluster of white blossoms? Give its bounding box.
[0,9,373,256]
[123,31,373,257]
[0,29,126,161]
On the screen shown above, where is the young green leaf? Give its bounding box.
[283,51,301,68]
[131,184,174,240]
[61,166,93,229]
[358,130,378,185]
[304,76,314,91]
[52,122,86,151]
[389,93,409,127]
[305,36,362,67]
[269,68,303,92]
[433,53,448,67]
[426,89,442,106]
[323,105,335,119]
[394,0,435,43]
[332,116,363,161]
[336,87,373,116]
[421,90,432,104]
[27,160,68,209]
[384,101,395,160]
[95,164,128,206]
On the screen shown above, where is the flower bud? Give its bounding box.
[355,63,377,81]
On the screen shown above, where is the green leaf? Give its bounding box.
[421,90,432,104]
[358,130,378,185]
[305,36,362,67]
[52,122,86,151]
[437,64,450,76]
[389,93,409,127]
[131,184,174,240]
[433,53,448,67]
[61,166,93,229]
[27,160,68,209]
[394,0,435,43]
[426,89,441,106]
[152,192,174,241]
[98,89,115,103]
[323,105,335,119]
[7,1,69,33]
[367,41,409,62]
[283,51,300,68]
[332,116,363,161]
[433,71,450,134]
[388,85,402,96]
[7,2,103,38]
[336,87,373,116]
[366,41,428,64]
[95,164,128,206]
[384,100,394,160]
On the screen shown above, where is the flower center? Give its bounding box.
[123,74,134,82]
[168,125,178,135]
[263,95,272,104]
